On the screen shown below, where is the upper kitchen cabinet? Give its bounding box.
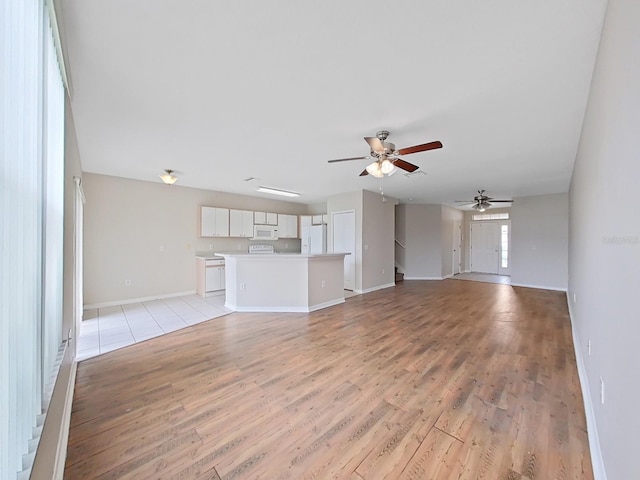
[254,211,278,225]
[200,206,229,237]
[312,214,327,225]
[278,214,298,238]
[229,209,254,237]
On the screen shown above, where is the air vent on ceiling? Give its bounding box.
[403,170,428,178]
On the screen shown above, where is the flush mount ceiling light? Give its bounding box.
[159,169,178,185]
[257,186,300,198]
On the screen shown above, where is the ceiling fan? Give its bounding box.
[455,190,513,212]
[328,130,443,178]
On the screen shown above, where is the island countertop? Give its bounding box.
[217,252,349,313]
[214,252,349,259]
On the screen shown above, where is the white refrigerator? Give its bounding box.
[301,224,326,254]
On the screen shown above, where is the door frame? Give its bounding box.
[331,210,356,291]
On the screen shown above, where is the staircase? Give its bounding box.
[395,267,404,283]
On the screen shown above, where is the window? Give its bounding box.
[472,213,510,221]
[501,225,509,268]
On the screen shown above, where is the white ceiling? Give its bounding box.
[57,0,607,206]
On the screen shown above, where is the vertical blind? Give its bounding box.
[0,0,65,478]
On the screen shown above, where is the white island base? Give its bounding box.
[217,253,348,313]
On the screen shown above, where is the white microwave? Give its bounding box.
[253,225,278,240]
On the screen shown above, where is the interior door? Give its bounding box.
[470,222,499,274]
[332,210,356,291]
[453,220,462,275]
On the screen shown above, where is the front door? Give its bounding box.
[470,222,499,274]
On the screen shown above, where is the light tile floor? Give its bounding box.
[77,293,231,361]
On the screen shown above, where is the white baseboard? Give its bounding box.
[355,282,397,294]
[510,282,567,292]
[403,276,443,281]
[442,273,454,279]
[225,298,345,313]
[84,290,197,310]
[566,293,608,480]
[53,360,77,479]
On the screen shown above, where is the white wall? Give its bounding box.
[511,193,569,290]
[568,0,640,478]
[395,204,443,279]
[83,173,308,305]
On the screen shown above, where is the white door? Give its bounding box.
[453,220,462,275]
[332,210,356,291]
[470,222,499,274]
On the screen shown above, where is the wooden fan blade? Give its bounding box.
[328,156,368,163]
[359,169,369,176]
[393,158,419,172]
[397,140,443,156]
[365,136,384,152]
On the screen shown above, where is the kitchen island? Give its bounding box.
[215,252,349,312]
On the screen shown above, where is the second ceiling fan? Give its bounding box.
[456,190,513,211]
[328,130,443,177]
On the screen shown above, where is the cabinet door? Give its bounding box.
[200,206,216,237]
[254,211,266,224]
[312,214,323,225]
[205,266,222,291]
[201,207,229,237]
[214,208,229,236]
[230,209,254,237]
[266,212,278,225]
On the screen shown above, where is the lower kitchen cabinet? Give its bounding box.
[196,257,225,296]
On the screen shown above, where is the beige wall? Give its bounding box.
[511,193,568,290]
[362,190,395,291]
[441,205,464,278]
[83,173,310,305]
[395,204,444,279]
[568,0,640,477]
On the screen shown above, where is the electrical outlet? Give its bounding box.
[208,243,214,250]
[237,243,242,250]
[240,282,246,291]
[159,245,164,252]
[573,293,577,303]
[600,377,605,404]
[587,339,591,356]
[382,268,385,274]
[321,280,326,288]
[125,279,131,287]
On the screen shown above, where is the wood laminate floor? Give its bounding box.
[65,280,593,480]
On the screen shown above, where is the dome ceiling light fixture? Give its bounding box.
[159,169,178,185]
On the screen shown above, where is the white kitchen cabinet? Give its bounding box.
[229,209,254,237]
[196,257,225,296]
[200,206,229,237]
[277,214,298,238]
[254,211,278,225]
[312,214,326,225]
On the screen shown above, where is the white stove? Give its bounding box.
[248,244,275,254]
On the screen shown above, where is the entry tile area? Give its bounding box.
[77,293,231,361]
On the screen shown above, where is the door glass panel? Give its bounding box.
[501,225,509,268]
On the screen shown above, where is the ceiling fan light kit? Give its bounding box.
[328,130,443,177]
[159,169,178,185]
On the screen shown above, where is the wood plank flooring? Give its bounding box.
[65,280,593,480]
